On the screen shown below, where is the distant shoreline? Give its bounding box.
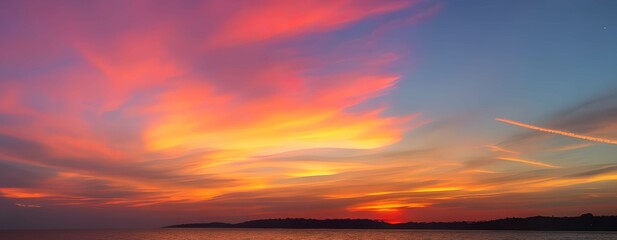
[165,214,617,231]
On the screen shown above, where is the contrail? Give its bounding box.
[497,157,560,168]
[495,118,617,145]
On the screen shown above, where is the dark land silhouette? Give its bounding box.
[166,213,617,231]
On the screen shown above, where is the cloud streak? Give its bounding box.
[496,118,617,145]
[496,157,560,169]
[15,203,41,208]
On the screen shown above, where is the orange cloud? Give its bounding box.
[350,201,431,212]
[0,188,55,199]
[144,90,411,156]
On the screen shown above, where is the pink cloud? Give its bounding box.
[207,0,415,47]
[0,0,422,208]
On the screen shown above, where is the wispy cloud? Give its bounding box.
[486,145,519,154]
[496,157,560,168]
[15,203,41,208]
[496,118,617,144]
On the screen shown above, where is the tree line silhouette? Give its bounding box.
[166,213,617,231]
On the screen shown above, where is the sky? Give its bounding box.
[0,0,616,229]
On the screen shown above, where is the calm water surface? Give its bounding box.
[0,229,615,240]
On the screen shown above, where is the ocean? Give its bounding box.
[0,229,615,240]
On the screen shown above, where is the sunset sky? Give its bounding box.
[1,0,617,229]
